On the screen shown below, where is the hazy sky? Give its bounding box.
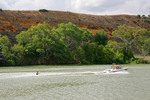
[0,0,150,15]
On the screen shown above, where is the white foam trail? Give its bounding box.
[103,71,129,75]
[0,70,130,80]
[0,71,103,79]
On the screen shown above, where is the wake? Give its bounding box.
[0,71,103,79]
[0,70,130,79]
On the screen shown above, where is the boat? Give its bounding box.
[103,64,129,74]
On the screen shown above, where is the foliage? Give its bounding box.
[112,24,146,50]
[82,43,102,64]
[39,9,49,12]
[81,43,116,64]
[16,22,72,65]
[135,31,150,59]
[55,22,93,50]
[107,40,125,50]
[94,30,108,45]
[115,49,125,64]
[71,47,86,64]
[0,8,2,12]
[110,24,150,62]
[0,35,12,64]
[11,44,24,65]
[144,17,150,23]
[142,15,146,18]
[117,48,134,62]
[102,47,116,64]
[133,20,137,24]
[0,35,11,48]
[1,23,149,66]
[137,14,141,18]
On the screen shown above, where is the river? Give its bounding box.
[0,64,150,100]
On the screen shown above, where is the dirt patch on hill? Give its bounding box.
[0,10,150,44]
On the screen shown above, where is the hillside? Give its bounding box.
[0,10,150,44]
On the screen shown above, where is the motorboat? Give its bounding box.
[103,64,129,74]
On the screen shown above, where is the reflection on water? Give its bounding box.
[0,65,150,100]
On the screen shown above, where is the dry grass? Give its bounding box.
[135,55,150,62]
[1,10,150,45]
[1,10,150,34]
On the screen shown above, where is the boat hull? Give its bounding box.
[103,67,129,74]
[103,70,129,74]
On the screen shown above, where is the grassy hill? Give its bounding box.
[0,10,150,44]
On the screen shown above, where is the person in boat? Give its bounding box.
[112,65,121,69]
[36,71,39,75]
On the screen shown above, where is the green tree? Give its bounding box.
[82,43,105,64]
[81,43,116,64]
[107,24,148,63]
[102,47,116,64]
[115,49,125,64]
[106,40,125,51]
[71,47,86,64]
[80,28,93,46]
[55,22,93,51]
[0,35,21,65]
[0,35,11,48]
[82,43,97,64]
[135,30,150,59]
[95,30,108,45]
[16,22,71,64]
[0,35,12,65]
[112,24,146,51]
[11,44,24,65]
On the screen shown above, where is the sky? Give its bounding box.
[0,0,150,15]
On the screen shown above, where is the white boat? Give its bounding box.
[103,65,129,74]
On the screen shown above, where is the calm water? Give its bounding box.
[0,65,150,100]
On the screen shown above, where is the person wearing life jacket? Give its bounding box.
[36,71,39,75]
[112,64,120,69]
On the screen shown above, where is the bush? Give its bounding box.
[129,58,149,64]
[142,15,145,17]
[39,9,49,12]
[143,18,150,24]
[142,15,147,19]
[95,30,108,45]
[133,20,137,24]
[137,14,141,18]
[0,8,2,12]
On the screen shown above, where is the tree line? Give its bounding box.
[0,22,149,66]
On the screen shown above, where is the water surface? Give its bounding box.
[0,65,150,100]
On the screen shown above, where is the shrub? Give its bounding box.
[142,15,147,19]
[137,14,141,18]
[95,30,108,45]
[133,20,137,24]
[135,58,149,64]
[0,8,2,12]
[142,15,145,17]
[144,17,150,24]
[148,15,150,17]
[39,9,49,12]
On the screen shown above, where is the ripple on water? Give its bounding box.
[0,65,150,100]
